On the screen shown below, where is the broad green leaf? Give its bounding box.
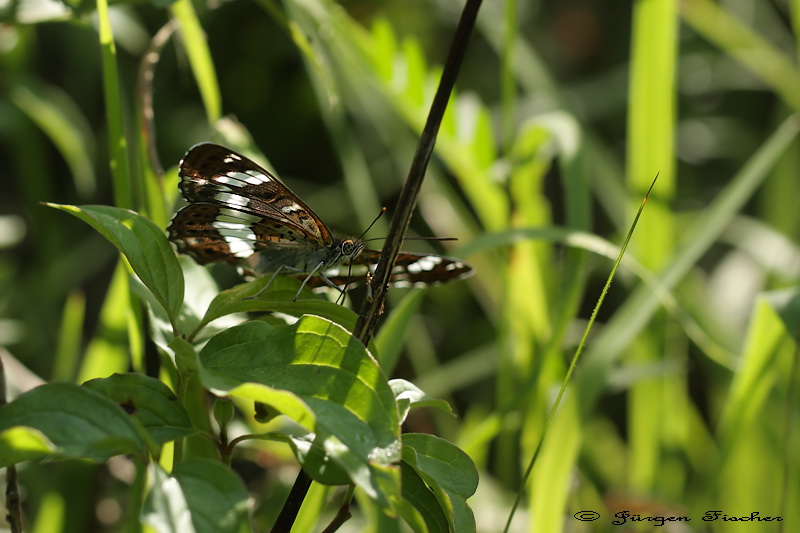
[46,204,184,325]
[389,379,454,424]
[402,434,477,499]
[403,433,478,533]
[159,256,228,344]
[449,496,476,533]
[143,464,196,533]
[222,383,315,429]
[191,277,382,354]
[0,382,147,465]
[197,317,402,509]
[171,335,200,383]
[285,432,352,486]
[173,459,250,533]
[167,339,218,460]
[192,277,354,338]
[398,462,448,533]
[0,427,57,465]
[83,373,194,445]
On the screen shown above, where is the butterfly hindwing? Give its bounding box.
[299,250,473,288]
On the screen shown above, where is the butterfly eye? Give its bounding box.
[341,240,355,255]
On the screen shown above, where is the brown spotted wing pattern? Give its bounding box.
[168,143,473,292]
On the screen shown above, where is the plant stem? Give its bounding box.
[353,0,483,346]
[275,0,483,530]
[270,470,313,533]
[1,356,23,533]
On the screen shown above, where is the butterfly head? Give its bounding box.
[336,238,366,264]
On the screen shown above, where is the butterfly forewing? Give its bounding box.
[176,143,332,244]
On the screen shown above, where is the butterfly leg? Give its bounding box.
[244,264,302,300]
[293,260,339,302]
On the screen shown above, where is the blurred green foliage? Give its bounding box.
[2,0,800,531]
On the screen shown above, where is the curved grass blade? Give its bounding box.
[503,175,659,532]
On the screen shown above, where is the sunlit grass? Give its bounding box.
[2,0,799,531]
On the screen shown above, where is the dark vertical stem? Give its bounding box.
[277,0,483,530]
[270,470,313,533]
[4,465,22,533]
[2,357,23,533]
[353,0,483,346]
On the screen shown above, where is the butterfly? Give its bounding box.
[167,143,473,299]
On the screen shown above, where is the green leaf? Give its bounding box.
[0,427,57,465]
[142,464,195,533]
[192,277,336,332]
[0,382,147,465]
[403,433,478,533]
[173,459,250,533]
[398,462,448,533]
[162,256,224,345]
[212,398,235,434]
[83,373,194,445]
[402,434,477,499]
[171,336,200,381]
[285,433,351,486]
[191,277,369,347]
[198,317,402,509]
[46,204,184,326]
[389,379,454,424]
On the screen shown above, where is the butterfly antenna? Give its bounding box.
[359,207,458,243]
[357,207,387,241]
[363,236,458,243]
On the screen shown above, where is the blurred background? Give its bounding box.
[2,0,799,531]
